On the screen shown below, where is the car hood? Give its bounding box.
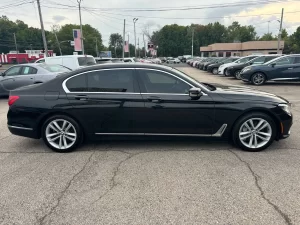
[209,83,289,104]
[219,62,238,69]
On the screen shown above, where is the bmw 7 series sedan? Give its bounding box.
[7,63,292,152]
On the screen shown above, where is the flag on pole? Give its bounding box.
[124,41,129,53]
[73,29,82,51]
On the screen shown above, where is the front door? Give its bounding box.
[271,56,298,81]
[136,69,214,135]
[0,66,22,92]
[64,68,145,135]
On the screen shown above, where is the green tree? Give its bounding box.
[108,33,123,58]
[259,33,276,41]
[225,21,256,42]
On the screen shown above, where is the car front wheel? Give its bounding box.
[234,70,242,79]
[42,115,83,152]
[212,68,218,75]
[251,72,266,85]
[232,112,276,151]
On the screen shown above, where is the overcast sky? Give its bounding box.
[1,0,300,47]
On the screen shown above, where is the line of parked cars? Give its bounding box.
[187,54,300,85]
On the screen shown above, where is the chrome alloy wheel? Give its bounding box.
[252,73,265,85]
[238,118,272,149]
[45,119,77,150]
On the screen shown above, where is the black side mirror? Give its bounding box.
[249,62,253,65]
[1,72,5,77]
[271,63,276,67]
[189,87,203,100]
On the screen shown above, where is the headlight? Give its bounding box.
[242,67,252,73]
[278,103,292,116]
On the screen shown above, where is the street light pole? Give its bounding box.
[192,27,194,58]
[277,8,284,54]
[133,18,138,57]
[77,0,85,55]
[36,0,48,57]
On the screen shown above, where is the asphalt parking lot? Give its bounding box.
[1,64,300,225]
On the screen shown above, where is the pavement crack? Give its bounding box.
[38,151,95,225]
[228,149,293,225]
[92,150,155,205]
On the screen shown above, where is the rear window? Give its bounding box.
[39,64,72,73]
[78,57,96,66]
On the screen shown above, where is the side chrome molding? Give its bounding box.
[7,125,33,131]
[95,124,228,138]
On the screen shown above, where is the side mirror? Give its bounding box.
[271,63,276,67]
[189,87,203,100]
[249,62,253,65]
[1,72,5,77]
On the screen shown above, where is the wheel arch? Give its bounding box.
[229,108,281,140]
[36,111,86,139]
[250,71,268,80]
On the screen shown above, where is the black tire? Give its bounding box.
[42,115,83,153]
[224,69,230,76]
[251,72,266,85]
[234,70,242,79]
[232,112,276,152]
[212,68,218,75]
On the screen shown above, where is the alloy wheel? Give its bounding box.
[45,119,77,150]
[212,68,218,75]
[252,73,265,85]
[235,70,242,79]
[238,118,272,149]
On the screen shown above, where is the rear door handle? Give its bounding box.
[147,97,162,103]
[75,95,88,101]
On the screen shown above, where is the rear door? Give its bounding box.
[13,66,37,89]
[64,68,145,135]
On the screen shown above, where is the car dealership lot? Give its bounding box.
[1,65,300,225]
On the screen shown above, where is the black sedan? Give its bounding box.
[198,58,213,70]
[241,54,300,85]
[226,55,280,79]
[7,63,292,152]
[202,58,222,71]
[207,57,240,74]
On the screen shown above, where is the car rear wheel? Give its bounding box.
[234,70,242,79]
[212,68,218,75]
[224,69,230,76]
[232,112,276,151]
[251,72,266,85]
[42,115,83,152]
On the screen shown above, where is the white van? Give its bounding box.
[35,55,96,70]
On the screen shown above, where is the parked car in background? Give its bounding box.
[226,55,281,79]
[41,55,96,70]
[182,55,192,63]
[241,54,300,85]
[203,58,222,71]
[95,58,113,64]
[123,58,136,63]
[207,57,240,74]
[0,63,71,96]
[160,57,167,63]
[166,57,180,64]
[198,58,214,70]
[7,63,292,152]
[218,55,259,76]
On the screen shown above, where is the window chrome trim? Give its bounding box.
[8,125,33,131]
[62,68,136,94]
[95,124,227,137]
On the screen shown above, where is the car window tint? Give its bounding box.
[264,56,277,63]
[78,57,96,66]
[66,75,87,92]
[251,57,265,64]
[5,66,21,76]
[275,57,294,65]
[138,70,191,94]
[22,66,37,75]
[293,57,300,64]
[87,69,134,92]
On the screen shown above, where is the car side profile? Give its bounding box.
[0,63,71,96]
[7,63,292,152]
[241,54,300,85]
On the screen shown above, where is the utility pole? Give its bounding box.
[277,8,284,54]
[122,19,125,59]
[13,33,19,64]
[133,18,138,57]
[143,34,146,58]
[53,28,62,55]
[36,0,48,57]
[77,0,85,55]
[268,21,270,34]
[192,27,194,58]
[128,34,130,57]
[95,37,98,57]
[138,37,140,58]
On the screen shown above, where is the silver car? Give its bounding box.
[0,63,71,96]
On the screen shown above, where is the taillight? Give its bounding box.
[8,96,19,106]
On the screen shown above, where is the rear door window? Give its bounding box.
[21,66,38,75]
[66,74,87,92]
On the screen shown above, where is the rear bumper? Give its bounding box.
[7,125,39,139]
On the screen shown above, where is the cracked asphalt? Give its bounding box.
[0,65,300,225]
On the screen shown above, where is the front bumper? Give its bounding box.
[240,71,252,82]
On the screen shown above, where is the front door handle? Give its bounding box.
[75,95,88,101]
[147,97,162,103]
[288,67,294,70]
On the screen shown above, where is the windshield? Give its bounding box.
[78,57,96,66]
[39,64,72,73]
[236,57,254,64]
